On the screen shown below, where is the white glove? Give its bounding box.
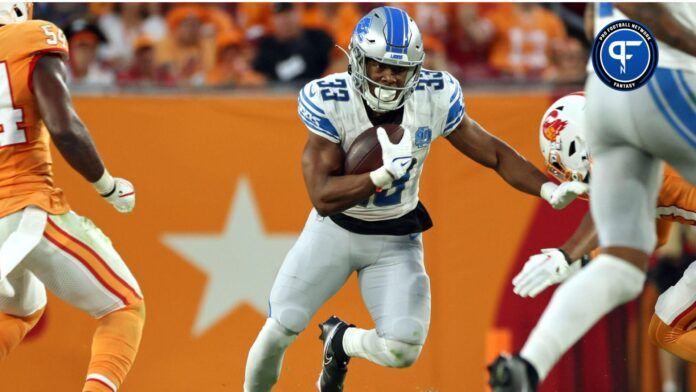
[512,248,579,298]
[369,126,413,189]
[540,181,588,210]
[92,170,136,213]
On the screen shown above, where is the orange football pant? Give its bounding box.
[83,300,146,392]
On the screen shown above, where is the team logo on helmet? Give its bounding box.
[354,16,372,43]
[542,110,568,142]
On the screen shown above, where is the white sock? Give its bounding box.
[343,327,422,368]
[520,254,645,380]
[243,318,297,392]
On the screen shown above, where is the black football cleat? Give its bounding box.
[317,315,354,392]
[488,353,539,392]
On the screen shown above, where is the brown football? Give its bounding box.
[344,124,404,175]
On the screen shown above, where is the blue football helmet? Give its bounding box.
[348,6,425,112]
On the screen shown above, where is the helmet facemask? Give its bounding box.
[347,7,425,113]
[546,140,591,183]
[349,44,422,113]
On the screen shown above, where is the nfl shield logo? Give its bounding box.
[415,127,432,149]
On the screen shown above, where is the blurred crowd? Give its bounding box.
[34,2,590,89]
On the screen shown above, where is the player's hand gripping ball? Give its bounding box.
[344,124,413,189]
[344,124,406,174]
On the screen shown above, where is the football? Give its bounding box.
[344,124,404,175]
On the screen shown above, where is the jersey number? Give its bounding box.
[416,71,444,91]
[41,25,67,48]
[360,159,417,207]
[317,80,349,102]
[0,63,27,148]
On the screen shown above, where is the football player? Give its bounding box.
[493,4,696,389]
[243,6,586,392]
[0,4,144,391]
[489,92,696,390]
[489,8,695,386]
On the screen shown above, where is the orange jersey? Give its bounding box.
[655,166,696,246]
[485,4,566,75]
[0,20,70,218]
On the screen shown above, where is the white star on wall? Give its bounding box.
[163,177,298,337]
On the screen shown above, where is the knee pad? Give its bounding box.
[387,316,428,346]
[254,318,297,353]
[382,339,423,368]
[266,317,297,337]
[270,305,309,334]
[592,255,646,303]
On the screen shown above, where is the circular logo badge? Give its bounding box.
[591,20,658,91]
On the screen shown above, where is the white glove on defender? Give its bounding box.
[369,127,413,189]
[92,170,136,213]
[540,181,588,210]
[513,248,581,298]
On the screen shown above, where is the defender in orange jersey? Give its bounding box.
[0,4,144,391]
[491,93,696,389]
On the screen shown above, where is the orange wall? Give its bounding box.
[0,93,553,391]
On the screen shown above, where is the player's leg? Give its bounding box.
[27,212,144,392]
[649,261,696,362]
[519,142,659,382]
[640,68,696,185]
[342,234,430,368]
[244,212,353,392]
[639,69,696,364]
[84,301,145,392]
[0,268,46,359]
[0,209,48,359]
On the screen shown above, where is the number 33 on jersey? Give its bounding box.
[0,20,70,217]
[298,70,465,221]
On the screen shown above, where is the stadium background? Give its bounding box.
[1,2,695,391]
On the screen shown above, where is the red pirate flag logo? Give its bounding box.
[542,110,568,142]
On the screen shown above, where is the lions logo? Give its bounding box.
[415,127,432,149]
[354,16,372,43]
[542,109,568,142]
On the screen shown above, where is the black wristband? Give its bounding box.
[101,185,117,198]
[557,248,573,264]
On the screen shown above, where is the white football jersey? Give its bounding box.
[590,3,696,72]
[298,70,464,221]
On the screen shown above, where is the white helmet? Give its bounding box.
[539,92,591,183]
[0,2,31,25]
[348,6,425,113]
